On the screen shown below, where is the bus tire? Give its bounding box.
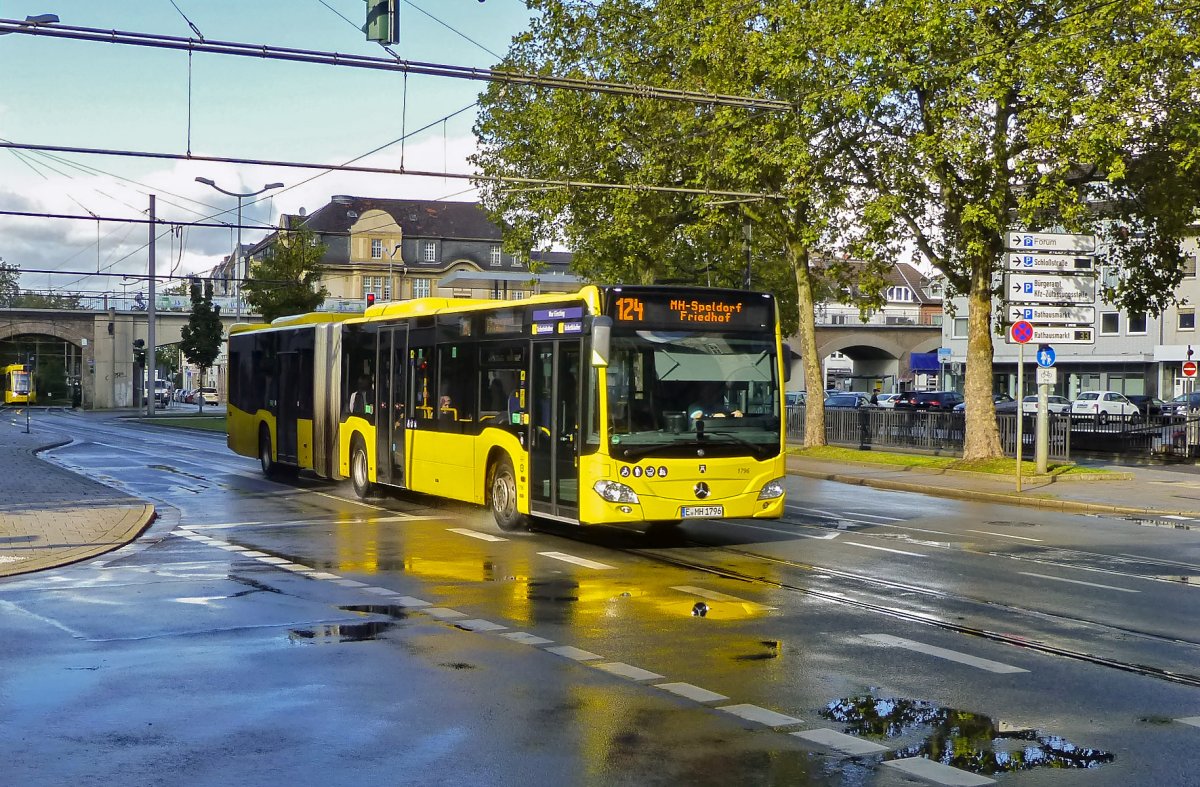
[259,427,279,479]
[489,455,526,532]
[351,438,375,499]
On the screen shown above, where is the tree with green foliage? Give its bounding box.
[242,225,329,322]
[179,279,224,414]
[826,0,1200,459]
[472,0,897,447]
[0,259,17,306]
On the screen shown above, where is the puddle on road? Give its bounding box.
[1124,516,1197,532]
[288,621,395,643]
[820,694,1114,774]
[341,604,411,620]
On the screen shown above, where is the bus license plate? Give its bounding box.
[681,505,724,518]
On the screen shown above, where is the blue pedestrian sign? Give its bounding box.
[1036,345,1056,368]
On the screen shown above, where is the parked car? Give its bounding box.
[196,387,219,406]
[1125,395,1164,418]
[152,379,171,408]
[953,395,1018,413]
[1162,391,1200,416]
[785,391,805,406]
[1021,394,1072,414]
[893,390,964,411]
[1071,391,1139,422]
[825,393,875,408]
[875,393,901,408]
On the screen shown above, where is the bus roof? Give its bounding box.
[349,286,603,324]
[228,312,361,335]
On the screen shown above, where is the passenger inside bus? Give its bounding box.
[349,375,374,415]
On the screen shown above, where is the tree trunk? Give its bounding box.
[792,242,826,447]
[962,261,1003,460]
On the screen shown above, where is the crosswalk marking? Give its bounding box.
[862,634,1028,674]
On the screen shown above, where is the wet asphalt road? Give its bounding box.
[2,411,1200,786]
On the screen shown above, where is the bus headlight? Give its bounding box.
[593,480,639,504]
[757,478,785,500]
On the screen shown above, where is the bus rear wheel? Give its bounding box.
[489,455,526,532]
[351,439,375,499]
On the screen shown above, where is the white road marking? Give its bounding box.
[501,632,553,646]
[308,572,341,580]
[862,634,1028,674]
[393,596,431,607]
[884,757,995,785]
[456,619,507,632]
[1161,515,1191,521]
[424,607,466,619]
[791,728,889,755]
[1177,717,1200,728]
[593,662,664,681]
[255,556,290,565]
[968,529,1043,542]
[736,521,841,539]
[718,704,802,728]
[545,645,603,661]
[655,683,728,703]
[278,563,313,572]
[841,511,903,521]
[538,552,615,570]
[331,579,369,588]
[845,541,926,557]
[240,550,269,558]
[447,528,508,542]
[364,587,400,596]
[0,555,25,564]
[218,545,247,552]
[670,585,776,610]
[1018,572,1138,593]
[174,596,226,605]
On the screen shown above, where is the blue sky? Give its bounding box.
[0,0,534,297]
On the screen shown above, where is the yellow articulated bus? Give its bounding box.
[227,285,788,531]
[2,363,36,405]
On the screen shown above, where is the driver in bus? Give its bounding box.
[688,382,743,419]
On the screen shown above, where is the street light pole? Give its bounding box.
[195,177,284,319]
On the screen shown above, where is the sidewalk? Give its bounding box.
[0,410,154,579]
[786,453,1200,518]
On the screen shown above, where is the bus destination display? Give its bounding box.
[608,291,770,330]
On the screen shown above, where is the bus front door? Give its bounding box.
[277,352,300,464]
[529,340,580,522]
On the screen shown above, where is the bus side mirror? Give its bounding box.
[591,316,612,368]
[781,343,793,383]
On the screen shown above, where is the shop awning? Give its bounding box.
[909,352,940,372]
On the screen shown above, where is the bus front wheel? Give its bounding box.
[259,428,278,478]
[351,439,375,499]
[489,455,527,532]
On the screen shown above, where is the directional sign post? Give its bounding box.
[1007,273,1096,304]
[1009,305,1096,325]
[1007,231,1097,253]
[1008,252,1095,273]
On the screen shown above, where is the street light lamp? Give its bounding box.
[195,177,284,318]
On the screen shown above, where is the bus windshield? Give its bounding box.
[598,328,781,460]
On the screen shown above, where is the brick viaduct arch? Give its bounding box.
[785,324,943,391]
[0,308,242,409]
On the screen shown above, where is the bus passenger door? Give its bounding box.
[530,340,580,521]
[383,326,408,487]
[277,352,300,464]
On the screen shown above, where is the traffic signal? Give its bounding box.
[366,293,376,307]
[132,338,146,366]
[363,0,399,44]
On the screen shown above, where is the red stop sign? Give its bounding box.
[1185,361,1198,378]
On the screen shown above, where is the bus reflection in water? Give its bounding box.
[225,285,788,531]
